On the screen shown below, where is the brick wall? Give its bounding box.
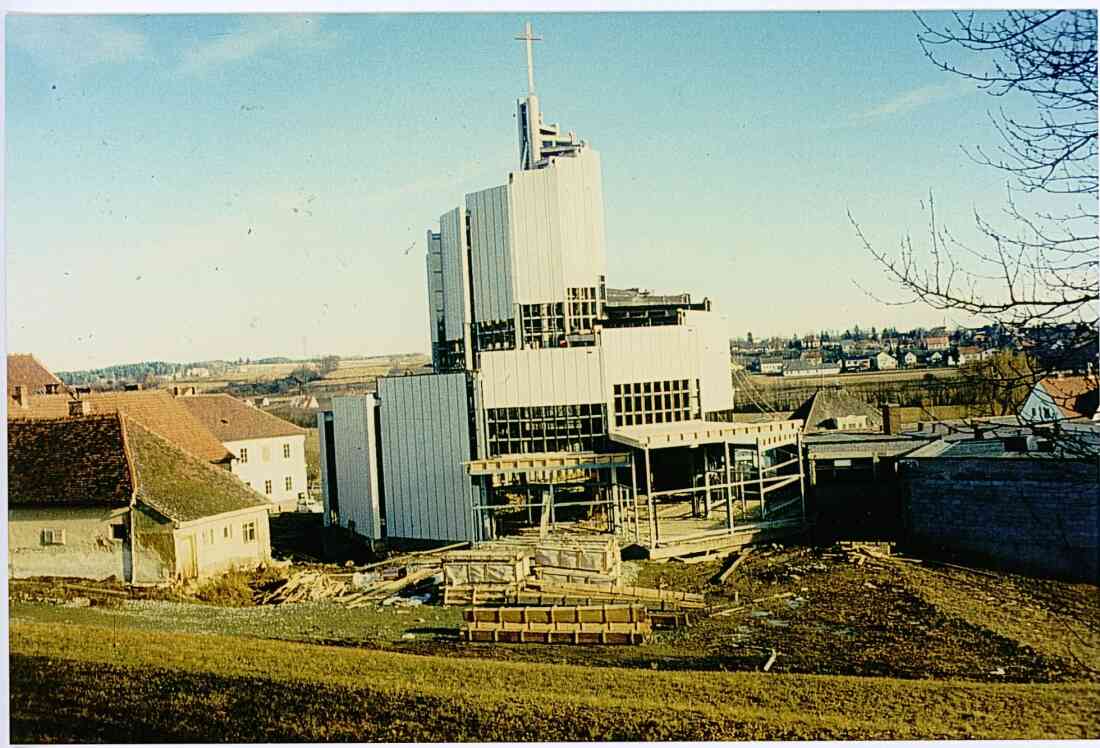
[900,457,1098,581]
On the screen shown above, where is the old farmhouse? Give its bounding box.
[8,414,272,583]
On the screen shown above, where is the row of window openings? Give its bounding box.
[238,443,294,464]
[245,477,295,495]
[202,521,258,545]
[39,521,258,546]
[486,435,606,456]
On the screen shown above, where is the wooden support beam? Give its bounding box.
[725,441,734,532]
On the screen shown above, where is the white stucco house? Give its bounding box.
[8,414,272,583]
[180,394,308,512]
[873,351,898,371]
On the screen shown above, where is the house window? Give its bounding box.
[111,524,128,541]
[283,443,291,459]
[242,521,257,543]
[202,528,215,545]
[284,476,293,491]
[262,446,271,462]
[41,528,66,545]
[239,447,249,464]
[264,480,273,495]
[224,525,233,540]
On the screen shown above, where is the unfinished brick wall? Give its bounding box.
[900,457,1098,581]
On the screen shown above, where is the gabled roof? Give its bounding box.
[8,413,269,522]
[178,394,306,442]
[7,353,68,397]
[1039,376,1099,419]
[7,390,232,464]
[125,419,269,523]
[791,389,884,433]
[8,414,134,508]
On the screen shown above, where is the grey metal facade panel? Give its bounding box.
[378,372,475,543]
[466,185,514,323]
[478,347,604,408]
[426,232,444,346]
[439,207,469,342]
[507,150,607,306]
[331,395,382,541]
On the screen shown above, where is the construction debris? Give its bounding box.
[257,566,438,607]
[715,548,752,584]
[763,648,778,672]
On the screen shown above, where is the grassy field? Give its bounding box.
[10,621,1099,741]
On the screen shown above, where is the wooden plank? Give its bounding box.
[715,548,752,584]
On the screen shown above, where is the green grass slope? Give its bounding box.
[11,622,1099,741]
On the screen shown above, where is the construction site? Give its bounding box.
[8,18,1099,743]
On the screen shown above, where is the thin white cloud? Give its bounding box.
[179,15,337,75]
[9,16,148,71]
[851,79,972,122]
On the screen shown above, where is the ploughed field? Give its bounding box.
[10,545,1100,740]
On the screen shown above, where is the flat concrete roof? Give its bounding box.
[609,418,803,450]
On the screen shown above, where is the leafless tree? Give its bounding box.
[851,11,1098,447]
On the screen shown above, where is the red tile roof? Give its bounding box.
[8,413,268,522]
[178,394,306,442]
[125,419,269,523]
[1040,376,1099,419]
[8,390,232,464]
[8,414,134,508]
[7,353,68,399]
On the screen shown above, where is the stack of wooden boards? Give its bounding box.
[440,537,704,638]
[461,604,651,644]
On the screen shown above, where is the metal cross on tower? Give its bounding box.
[514,21,542,95]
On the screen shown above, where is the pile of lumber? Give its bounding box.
[258,567,438,607]
[461,604,651,644]
[257,571,348,605]
[526,579,707,609]
[836,541,895,565]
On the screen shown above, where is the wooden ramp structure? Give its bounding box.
[461,604,652,644]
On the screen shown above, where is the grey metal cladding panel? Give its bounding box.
[331,396,379,540]
[377,379,402,538]
[439,208,465,341]
[467,186,513,323]
[497,187,514,318]
[379,373,474,542]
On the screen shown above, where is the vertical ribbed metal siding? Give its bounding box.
[439,207,469,342]
[555,151,607,289]
[508,150,607,305]
[682,310,735,413]
[425,231,444,347]
[466,184,514,323]
[509,164,563,303]
[378,373,475,542]
[331,395,382,541]
[478,347,604,408]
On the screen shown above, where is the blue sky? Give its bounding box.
[6,11,1049,370]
